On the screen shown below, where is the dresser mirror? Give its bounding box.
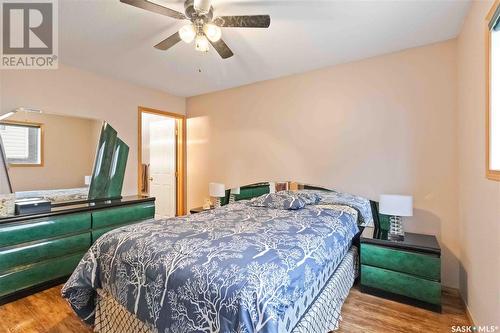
[0,110,102,201]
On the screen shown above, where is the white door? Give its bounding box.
[149,118,176,218]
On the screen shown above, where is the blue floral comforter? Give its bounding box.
[62,196,360,333]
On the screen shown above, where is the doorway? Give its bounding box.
[138,107,185,217]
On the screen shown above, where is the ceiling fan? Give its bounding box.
[120,0,271,59]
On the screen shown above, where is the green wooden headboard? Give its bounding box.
[220,182,271,206]
[371,201,391,232]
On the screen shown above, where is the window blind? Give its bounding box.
[0,125,29,159]
[0,123,41,164]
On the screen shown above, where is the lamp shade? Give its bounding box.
[179,24,196,43]
[379,194,413,217]
[209,183,225,198]
[230,187,240,195]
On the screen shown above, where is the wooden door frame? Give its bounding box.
[138,106,186,216]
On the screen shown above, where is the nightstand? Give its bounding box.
[189,206,213,214]
[360,227,442,312]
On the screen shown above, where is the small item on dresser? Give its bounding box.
[15,198,51,215]
[0,193,15,217]
[202,199,212,210]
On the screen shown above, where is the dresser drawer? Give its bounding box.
[361,243,440,281]
[92,202,155,229]
[0,252,85,298]
[361,265,441,305]
[92,219,151,243]
[0,213,91,248]
[0,232,90,273]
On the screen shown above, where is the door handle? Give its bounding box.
[149,177,153,181]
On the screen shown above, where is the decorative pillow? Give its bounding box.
[311,190,375,227]
[286,190,321,205]
[249,192,306,210]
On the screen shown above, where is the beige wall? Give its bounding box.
[457,0,500,326]
[187,40,460,287]
[4,112,99,191]
[0,64,185,195]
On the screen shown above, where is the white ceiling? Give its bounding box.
[59,0,470,97]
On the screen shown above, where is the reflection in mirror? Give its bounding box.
[0,122,42,165]
[0,110,102,201]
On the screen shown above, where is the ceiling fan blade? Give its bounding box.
[209,38,234,59]
[154,32,182,50]
[120,0,186,20]
[213,15,270,28]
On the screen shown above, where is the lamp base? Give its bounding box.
[389,215,405,241]
[213,197,221,209]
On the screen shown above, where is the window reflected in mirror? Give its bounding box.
[0,122,42,166]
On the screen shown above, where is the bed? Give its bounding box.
[62,185,376,333]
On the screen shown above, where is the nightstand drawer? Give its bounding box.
[361,265,441,305]
[361,243,440,281]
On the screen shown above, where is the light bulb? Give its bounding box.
[179,24,196,43]
[195,34,210,52]
[203,24,222,42]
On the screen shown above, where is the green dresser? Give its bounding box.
[0,195,155,304]
[360,227,442,312]
[91,201,155,242]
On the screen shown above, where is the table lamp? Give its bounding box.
[209,183,225,208]
[379,194,413,241]
[229,187,240,204]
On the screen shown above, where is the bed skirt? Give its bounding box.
[291,246,358,332]
[93,247,358,333]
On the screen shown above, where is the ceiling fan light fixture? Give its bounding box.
[194,34,210,52]
[179,24,196,43]
[203,23,222,42]
[121,0,271,59]
[194,0,211,15]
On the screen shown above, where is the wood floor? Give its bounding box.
[338,287,471,333]
[0,285,470,333]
